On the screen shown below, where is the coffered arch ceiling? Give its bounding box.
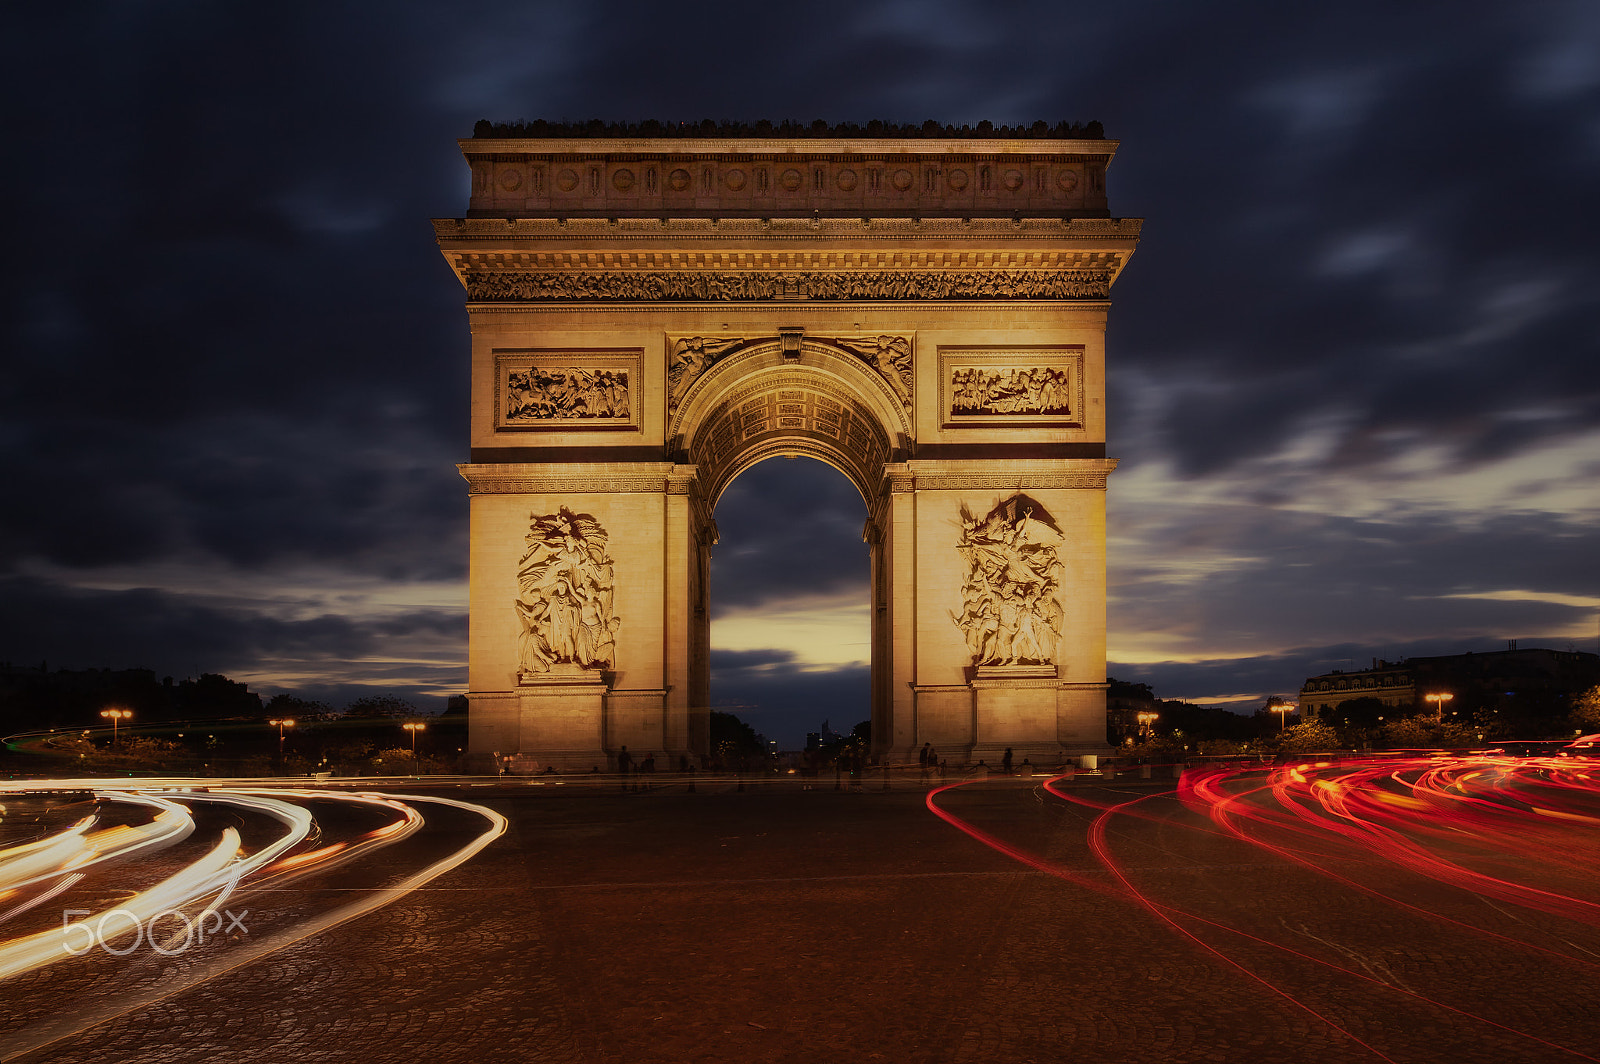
[671,340,909,510]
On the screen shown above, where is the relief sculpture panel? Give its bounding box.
[951,367,1071,416]
[952,495,1064,667]
[494,350,641,430]
[516,508,619,680]
[939,347,1085,428]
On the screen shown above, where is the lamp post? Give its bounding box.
[1425,692,1454,722]
[1136,711,1159,741]
[403,722,426,758]
[100,708,132,747]
[268,718,295,760]
[1271,703,1295,731]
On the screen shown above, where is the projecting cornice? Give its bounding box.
[432,216,1142,240]
[434,218,1141,302]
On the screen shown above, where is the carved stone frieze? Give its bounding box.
[952,495,1065,668]
[462,268,1112,303]
[516,508,619,679]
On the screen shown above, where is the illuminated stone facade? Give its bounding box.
[436,126,1141,769]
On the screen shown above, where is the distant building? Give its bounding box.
[1106,679,1158,744]
[1300,647,1600,718]
[1300,660,1415,716]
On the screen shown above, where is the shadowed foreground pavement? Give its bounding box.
[4,774,1597,1063]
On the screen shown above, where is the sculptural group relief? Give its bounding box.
[494,351,640,430]
[939,348,1085,428]
[505,367,629,421]
[951,367,1072,417]
[515,508,619,680]
[952,496,1065,668]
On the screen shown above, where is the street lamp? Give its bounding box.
[100,708,132,747]
[268,718,295,760]
[403,722,426,757]
[1271,703,1295,731]
[1425,692,1454,722]
[1136,711,1159,741]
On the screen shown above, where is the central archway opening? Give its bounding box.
[708,455,871,755]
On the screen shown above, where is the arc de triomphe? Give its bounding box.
[435,123,1140,770]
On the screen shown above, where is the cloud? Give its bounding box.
[0,576,464,707]
[710,656,873,749]
[710,457,870,616]
[709,648,799,671]
[1110,495,1600,671]
[1,0,1598,734]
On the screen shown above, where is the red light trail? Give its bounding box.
[928,754,1600,1062]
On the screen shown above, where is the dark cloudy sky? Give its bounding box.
[3,1,1598,746]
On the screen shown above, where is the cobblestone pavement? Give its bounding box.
[3,776,1598,1063]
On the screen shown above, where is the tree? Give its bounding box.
[1571,685,1600,733]
[709,711,767,766]
[1381,716,1441,748]
[264,693,337,721]
[172,673,262,718]
[343,695,417,719]
[1279,718,1340,753]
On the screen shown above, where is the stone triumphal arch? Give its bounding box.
[435,123,1140,770]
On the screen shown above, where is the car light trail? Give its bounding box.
[0,779,507,1064]
[927,756,1600,1062]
